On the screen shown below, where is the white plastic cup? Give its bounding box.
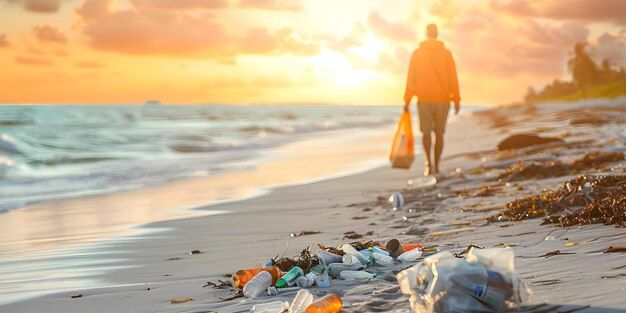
[339,244,370,265]
[316,249,342,265]
[243,271,272,299]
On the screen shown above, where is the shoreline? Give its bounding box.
[3,98,625,312]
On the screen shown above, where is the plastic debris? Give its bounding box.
[268,286,300,296]
[305,293,343,313]
[169,297,194,304]
[243,271,272,299]
[397,247,423,262]
[289,289,313,313]
[327,262,364,277]
[233,266,282,288]
[251,301,289,313]
[389,192,404,210]
[603,246,626,253]
[296,273,315,288]
[316,249,342,265]
[276,266,304,288]
[397,247,529,313]
[339,270,376,280]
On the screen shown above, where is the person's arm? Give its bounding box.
[447,51,461,114]
[404,52,417,110]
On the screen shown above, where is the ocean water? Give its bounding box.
[0,104,401,212]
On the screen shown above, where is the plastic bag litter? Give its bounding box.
[397,247,530,313]
[388,109,414,169]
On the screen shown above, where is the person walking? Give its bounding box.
[404,24,460,176]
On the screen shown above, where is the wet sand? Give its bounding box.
[3,98,626,312]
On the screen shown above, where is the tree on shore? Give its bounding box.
[567,43,598,98]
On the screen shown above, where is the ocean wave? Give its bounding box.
[0,134,22,154]
[239,126,287,134]
[0,157,13,177]
[28,156,123,166]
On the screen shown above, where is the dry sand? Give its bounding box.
[2,98,626,313]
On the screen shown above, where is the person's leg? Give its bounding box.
[417,102,433,176]
[422,131,432,176]
[433,103,450,174]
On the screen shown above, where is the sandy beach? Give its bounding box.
[2,98,626,313]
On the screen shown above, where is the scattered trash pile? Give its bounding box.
[495,151,624,182]
[397,247,530,313]
[231,238,439,313]
[488,175,626,227]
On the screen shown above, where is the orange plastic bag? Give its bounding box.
[388,109,414,169]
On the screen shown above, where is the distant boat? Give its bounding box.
[144,100,162,106]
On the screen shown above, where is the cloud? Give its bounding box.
[0,34,10,48]
[1,0,64,13]
[444,3,591,78]
[238,0,300,11]
[74,60,105,68]
[367,12,415,43]
[589,28,626,67]
[15,55,53,65]
[130,0,228,10]
[32,25,67,44]
[491,0,626,25]
[75,0,318,58]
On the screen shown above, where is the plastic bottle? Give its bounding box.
[243,271,273,299]
[398,247,423,262]
[339,270,376,280]
[233,266,282,288]
[342,254,362,266]
[289,289,313,313]
[251,300,289,313]
[296,273,315,288]
[268,286,300,296]
[276,266,304,288]
[304,293,343,313]
[372,253,394,266]
[339,244,370,265]
[327,262,364,276]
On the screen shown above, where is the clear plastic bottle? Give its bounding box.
[342,254,362,266]
[233,266,282,288]
[251,300,289,313]
[304,293,343,313]
[327,262,364,276]
[397,247,423,262]
[372,253,395,266]
[339,270,376,280]
[316,249,342,265]
[289,289,313,313]
[268,286,300,296]
[276,266,304,288]
[339,244,370,265]
[243,271,273,299]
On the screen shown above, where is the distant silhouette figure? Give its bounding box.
[404,24,460,176]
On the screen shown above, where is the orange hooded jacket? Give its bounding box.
[404,39,460,105]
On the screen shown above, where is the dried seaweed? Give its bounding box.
[496,151,624,182]
[604,246,626,253]
[342,230,374,240]
[290,230,321,237]
[488,175,626,227]
[270,246,320,273]
[203,280,232,289]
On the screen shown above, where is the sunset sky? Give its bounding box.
[0,0,624,105]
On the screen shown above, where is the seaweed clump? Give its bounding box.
[487,175,626,227]
[496,151,624,182]
[270,246,320,273]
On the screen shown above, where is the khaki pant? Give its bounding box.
[417,102,450,135]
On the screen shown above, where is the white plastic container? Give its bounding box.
[267,286,300,296]
[316,249,342,265]
[243,271,272,299]
[398,247,423,262]
[251,300,289,313]
[288,289,313,313]
[342,253,362,266]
